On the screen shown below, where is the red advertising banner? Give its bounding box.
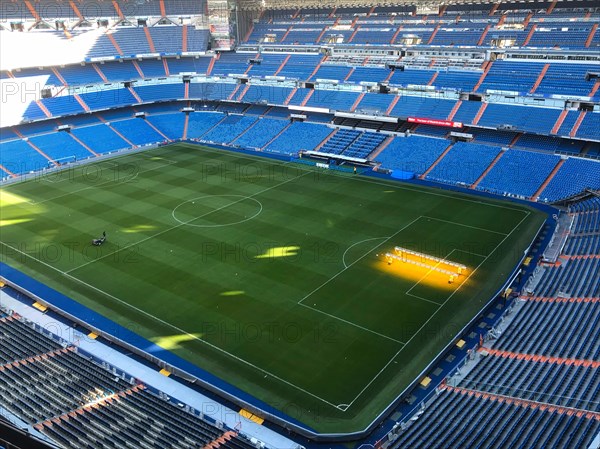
[407,117,463,128]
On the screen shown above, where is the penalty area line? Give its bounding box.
[0,240,345,412]
[297,303,405,344]
[27,159,179,206]
[344,212,530,408]
[405,248,458,297]
[296,217,423,344]
[403,248,487,307]
[298,215,423,307]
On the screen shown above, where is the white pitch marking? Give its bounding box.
[28,159,178,205]
[296,217,424,345]
[421,215,509,236]
[297,303,405,344]
[0,240,344,411]
[405,248,458,296]
[171,195,263,228]
[343,211,531,409]
[66,170,310,274]
[342,236,390,269]
[298,216,422,307]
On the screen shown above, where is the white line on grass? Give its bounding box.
[345,346,405,411]
[332,173,530,214]
[405,248,458,297]
[342,236,390,269]
[66,170,311,274]
[28,159,179,206]
[42,160,121,184]
[171,195,263,228]
[405,291,444,306]
[343,210,531,409]
[452,248,490,259]
[421,215,508,236]
[297,216,423,344]
[403,249,487,306]
[298,217,422,306]
[0,240,344,411]
[297,303,405,344]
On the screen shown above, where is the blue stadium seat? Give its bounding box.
[110,118,165,146]
[375,135,450,175]
[540,158,600,202]
[476,149,561,198]
[426,142,502,186]
[265,122,332,155]
[233,118,289,149]
[146,113,185,140]
[70,124,130,154]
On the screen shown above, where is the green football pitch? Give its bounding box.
[0,143,546,433]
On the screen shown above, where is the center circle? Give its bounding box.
[172,195,263,228]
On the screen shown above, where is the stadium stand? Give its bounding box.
[70,124,130,154]
[387,198,600,449]
[476,150,562,198]
[540,158,600,202]
[425,142,502,187]
[202,115,258,144]
[1,0,600,446]
[146,113,185,140]
[374,135,451,176]
[391,387,600,449]
[110,118,166,146]
[265,121,332,155]
[186,112,228,139]
[0,312,257,449]
[233,117,289,149]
